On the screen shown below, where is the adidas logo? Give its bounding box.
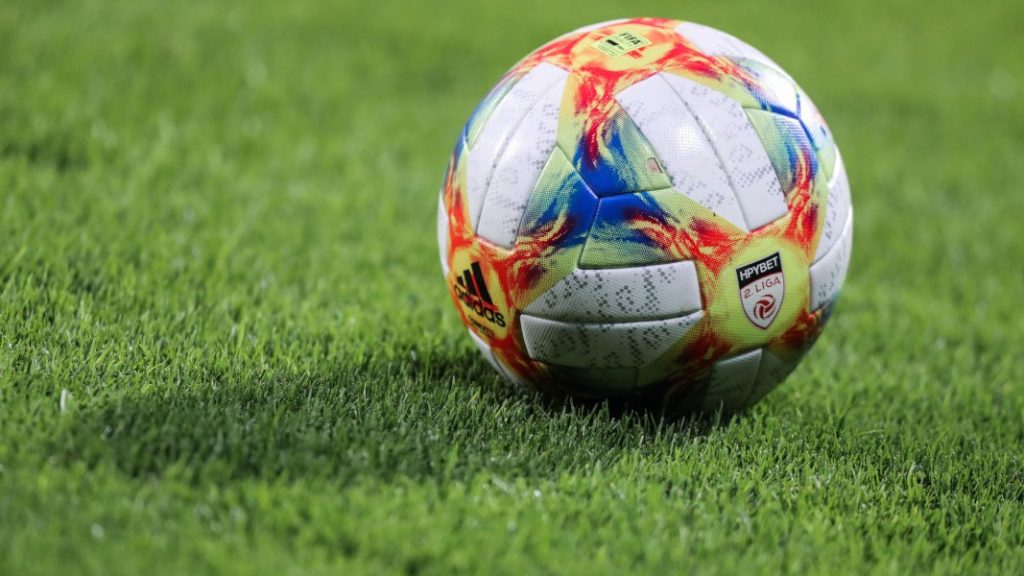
[453,262,506,327]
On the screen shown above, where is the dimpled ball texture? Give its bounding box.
[437,18,852,415]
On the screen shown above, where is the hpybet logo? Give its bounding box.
[453,262,506,328]
[736,253,784,329]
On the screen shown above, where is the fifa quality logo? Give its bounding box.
[453,262,506,328]
[736,253,785,329]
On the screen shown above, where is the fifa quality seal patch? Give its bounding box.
[591,31,652,58]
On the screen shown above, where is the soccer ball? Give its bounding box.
[437,18,852,414]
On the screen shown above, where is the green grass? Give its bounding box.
[2,0,1023,573]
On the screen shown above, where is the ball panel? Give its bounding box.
[580,190,682,269]
[744,109,813,200]
[467,328,532,387]
[728,57,799,115]
[476,76,567,248]
[579,187,745,269]
[813,152,852,263]
[809,209,853,311]
[566,105,673,197]
[511,146,599,304]
[660,72,788,230]
[700,348,763,413]
[616,74,749,231]
[466,62,569,230]
[520,310,704,368]
[745,348,798,407]
[523,261,702,322]
[796,89,838,179]
[674,22,788,78]
[465,73,521,149]
[515,146,599,246]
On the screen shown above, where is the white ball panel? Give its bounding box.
[520,311,704,368]
[810,209,854,311]
[700,348,762,413]
[616,74,748,231]
[813,152,852,263]
[437,194,449,277]
[466,63,569,230]
[523,261,702,322]
[661,73,788,230]
[476,77,567,248]
[675,22,788,77]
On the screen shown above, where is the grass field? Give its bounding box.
[2,0,1023,573]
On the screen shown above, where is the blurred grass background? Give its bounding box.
[1,0,1023,573]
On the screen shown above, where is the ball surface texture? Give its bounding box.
[438,18,853,414]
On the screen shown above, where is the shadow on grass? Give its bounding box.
[50,346,727,485]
